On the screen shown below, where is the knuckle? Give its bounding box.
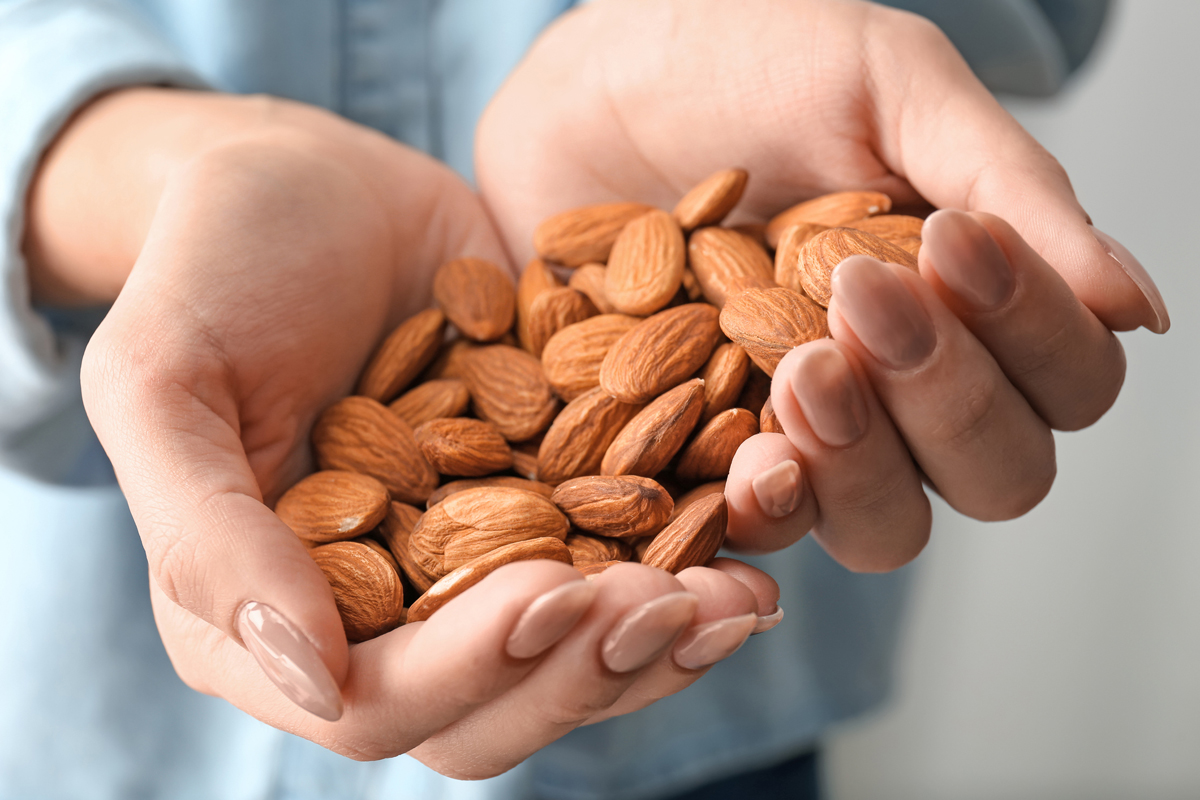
[531,690,619,730]
[931,377,1000,451]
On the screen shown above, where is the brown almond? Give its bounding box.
[376,501,434,593]
[599,304,721,404]
[577,560,623,579]
[773,223,830,288]
[896,236,923,257]
[567,262,616,314]
[765,190,892,247]
[542,313,640,402]
[730,222,769,248]
[275,470,390,544]
[680,267,704,302]
[736,366,772,417]
[670,481,726,522]
[760,396,784,434]
[310,541,405,642]
[407,537,572,623]
[427,476,554,508]
[641,493,727,574]
[357,536,401,575]
[511,440,540,480]
[414,418,513,477]
[672,168,749,230]
[534,202,656,266]
[565,532,634,566]
[421,338,477,382]
[551,475,674,539]
[686,227,775,308]
[432,258,516,342]
[845,214,925,242]
[699,343,751,424]
[312,397,438,505]
[461,345,559,442]
[790,227,918,307]
[537,388,645,485]
[525,287,599,358]
[675,408,759,483]
[517,258,563,351]
[356,308,446,403]
[388,378,470,428]
[604,209,686,316]
[601,379,706,478]
[720,288,830,375]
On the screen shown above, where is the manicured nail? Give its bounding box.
[751,460,802,518]
[601,592,698,673]
[236,601,343,722]
[789,344,868,447]
[673,613,758,670]
[752,606,785,635]
[1091,226,1170,333]
[506,580,597,659]
[923,210,1015,310]
[831,256,937,369]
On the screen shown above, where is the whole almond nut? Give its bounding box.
[414,418,513,477]
[388,378,470,428]
[312,397,438,505]
[765,190,892,247]
[680,267,704,302]
[845,214,925,242]
[675,408,760,483]
[601,378,706,478]
[567,263,616,313]
[773,223,829,288]
[760,396,784,435]
[641,492,727,574]
[534,202,655,266]
[275,470,391,544]
[541,313,641,402]
[699,343,751,424]
[421,338,477,382]
[511,439,541,480]
[537,387,645,485]
[427,476,555,508]
[551,475,674,539]
[599,304,721,404]
[525,287,599,358]
[604,209,686,316]
[672,167,749,230]
[790,227,918,307]
[376,501,435,593]
[310,541,405,642]
[730,222,769,248]
[356,308,446,403]
[736,366,772,417]
[687,227,775,308]
[895,236,923,257]
[577,560,622,579]
[720,288,830,376]
[670,481,726,522]
[461,345,559,442]
[406,536,573,623]
[517,258,563,351]
[433,258,517,342]
[357,536,401,575]
[565,532,634,566]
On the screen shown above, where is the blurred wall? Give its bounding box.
[825,2,1200,798]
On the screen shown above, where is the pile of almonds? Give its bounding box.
[276,168,923,641]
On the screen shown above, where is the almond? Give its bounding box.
[461,345,559,442]
[534,202,655,266]
[699,343,751,424]
[421,338,477,382]
[604,209,686,315]
[577,560,622,579]
[388,378,470,428]
[765,190,892,247]
[406,536,573,623]
[541,313,640,402]
[311,541,405,642]
[376,501,435,593]
[686,227,775,308]
[641,492,727,574]
[670,481,726,522]
[525,286,599,358]
[720,288,830,375]
[551,475,674,539]
[432,258,516,342]
[517,258,563,351]
[789,227,918,307]
[599,304,721,404]
[511,439,541,480]
[730,222,769,248]
[312,397,438,505]
[356,308,446,403]
[414,417,513,477]
[672,168,749,230]
[357,536,401,575]
[275,470,390,544]
[896,236,922,257]
[675,408,759,483]
[760,396,784,434]
[565,532,634,566]
[773,223,829,288]
[736,365,772,417]
[680,267,704,302]
[427,476,555,508]
[601,378,706,478]
[567,263,616,314]
[845,214,925,242]
[537,387,645,485]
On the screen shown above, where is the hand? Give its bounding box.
[476,0,1169,570]
[25,88,778,775]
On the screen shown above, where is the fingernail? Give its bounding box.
[601,592,698,673]
[751,460,802,518]
[673,613,758,670]
[506,580,597,659]
[924,210,1014,310]
[1091,226,1170,334]
[789,344,868,447]
[236,601,343,722]
[752,606,784,634]
[831,256,937,369]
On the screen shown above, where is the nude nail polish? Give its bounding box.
[673,613,758,670]
[601,592,698,673]
[1091,226,1170,333]
[506,580,597,659]
[788,344,868,447]
[752,606,785,635]
[751,460,802,518]
[923,210,1015,310]
[236,601,343,722]
[831,256,937,369]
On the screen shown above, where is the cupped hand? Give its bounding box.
[476,0,1169,570]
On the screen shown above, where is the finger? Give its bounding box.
[723,433,816,553]
[828,255,1056,521]
[919,210,1126,431]
[706,557,781,619]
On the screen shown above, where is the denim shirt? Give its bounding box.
[0,1,1106,798]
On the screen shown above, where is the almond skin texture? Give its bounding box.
[407,537,573,623]
[773,223,829,288]
[409,487,570,579]
[427,476,555,507]
[599,304,721,404]
[602,379,706,478]
[356,308,446,403]
[567,263,616,313]
[680,268,704,302]
[765,190,892,247]
[686,227,776,308]
[760,396,785,435]
[275,470,391,544]
[641,493,728,574]
[672,167,749,230]
[534,202,655,266]
[510,440,541,480]
[421,338,477,382]
[461,345,559,442]
[565,533,634,566]
[525,287,599,358]
[414,418,514,477]
[537,387,646,485]
[845,214,925,242]
[736,366,772,417]
[699,343,751,424]
[551,475,674,539]
[720,288,830,376]
[577,559,623,578]
[312,397,438,505]
[517,258,563,351]
[790,227,918,307]
[388,378,470,428]
[311,541,405,642]
[896,236,923,257]
[433,258,517,342]
[604,209,686,316]
[670,481,726,522]
[542,313,641,402]
[376,501,434,593]
[675,408,760,483]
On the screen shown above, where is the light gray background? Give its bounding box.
[825,2,1200,798]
